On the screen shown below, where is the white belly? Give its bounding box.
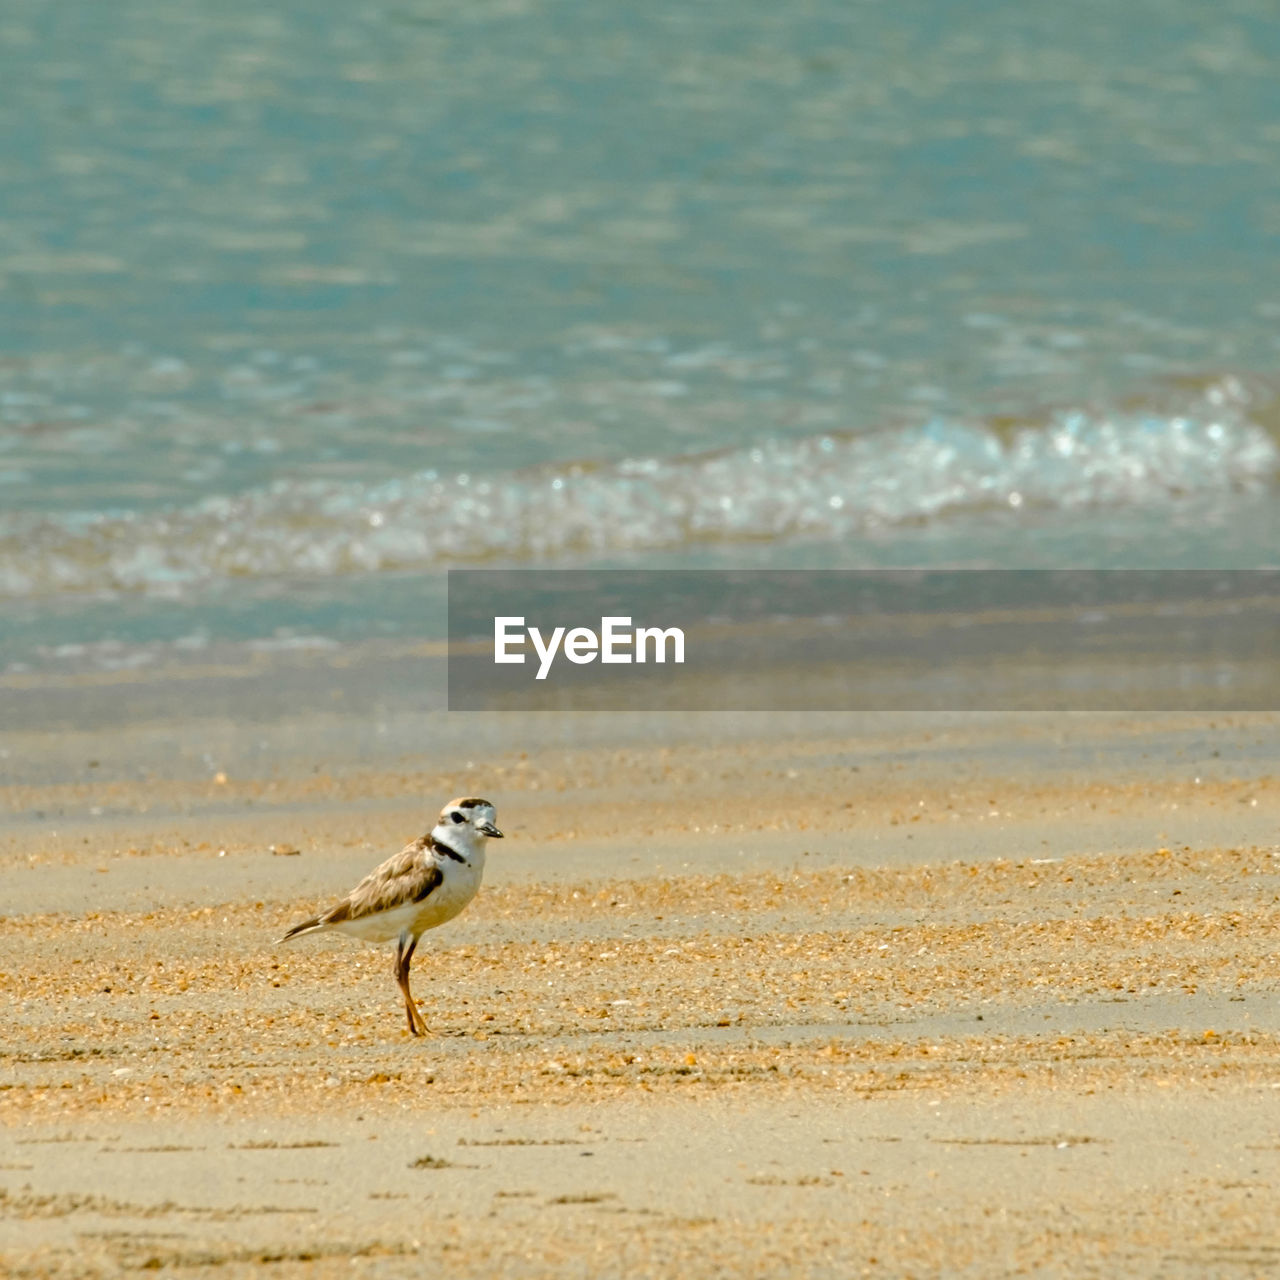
[331,858,483,945]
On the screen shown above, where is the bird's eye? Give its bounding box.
[450,811,465,824]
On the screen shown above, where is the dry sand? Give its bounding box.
[3,699,1280,1276]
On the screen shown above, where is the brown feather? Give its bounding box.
[279,915,323,941]
[326,835,445,923]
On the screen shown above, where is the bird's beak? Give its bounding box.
[479,822,503,838]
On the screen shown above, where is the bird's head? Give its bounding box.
[435,796,503,844]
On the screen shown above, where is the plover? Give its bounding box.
[280,797,503,1036]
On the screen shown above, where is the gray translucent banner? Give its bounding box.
[447,570,1280,711]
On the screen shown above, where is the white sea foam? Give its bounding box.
[1,397,1276,597]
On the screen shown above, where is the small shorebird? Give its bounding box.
[279,797,503,1036]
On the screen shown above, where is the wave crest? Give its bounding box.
[2,391,1276,597]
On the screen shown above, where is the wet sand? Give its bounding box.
[3,697,1280,1276]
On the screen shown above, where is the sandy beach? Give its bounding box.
[3,659,1280,1277]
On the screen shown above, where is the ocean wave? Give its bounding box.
[2,383,1276,597]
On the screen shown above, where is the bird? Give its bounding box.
[279,797,503,1036]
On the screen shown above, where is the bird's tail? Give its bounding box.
[279,916,325,944]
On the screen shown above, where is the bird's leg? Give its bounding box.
[393,934,422,1036]
[394,933,428,1036]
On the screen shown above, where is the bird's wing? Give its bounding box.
[321,835,444,925]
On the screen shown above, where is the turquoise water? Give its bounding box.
[1,0,1279,667]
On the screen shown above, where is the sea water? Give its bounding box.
[1,0,1278,672]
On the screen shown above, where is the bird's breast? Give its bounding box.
[412,860,482,928]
